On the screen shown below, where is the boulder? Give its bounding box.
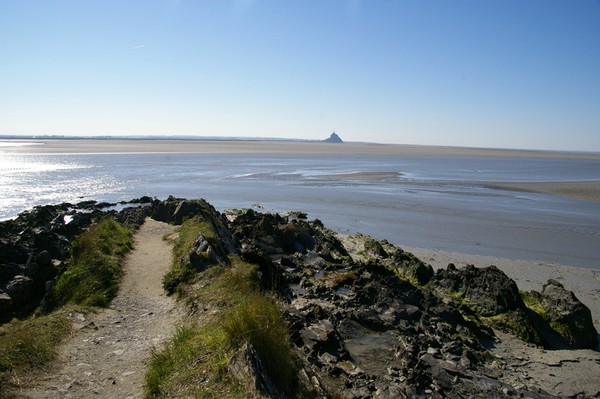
[431,265,543,345]
[278,222,315,254]
[187,233,220,271]
[392,250,434,286]
[527,279,598,349]
[433,265,524,316]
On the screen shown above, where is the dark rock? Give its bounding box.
[227,343,285,399]
[392,250,434,285]
[0,202,100,323]
[300,319,345,357]
[433,265,524,316]
[279,222,314,254]
[129,196,154,204]
[117,206,150,228]
[527,279,598,349]
[0,291,13,312]
[5,275,34,307]
[187,233,220,271]
[150,196,181,223]
[2,197,595,397]
[430,264,543,345]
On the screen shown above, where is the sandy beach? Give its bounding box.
[487,181,600,202]
[2,137,600,159]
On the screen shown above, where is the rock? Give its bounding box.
[323,132,343,143]
[5,275,34,307]
[0,291,13,311]
[187,233,220,271]
[392,250,434,286]
[300,319,345,357]
[433,265,524,316]
[526,279,598,349]
[279,222,314,254]
[227,343,284,399]
[117,206,150,228]
[430,264,543,345]
[3,197,597,398]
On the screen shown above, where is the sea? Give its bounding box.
[1,146,599,269]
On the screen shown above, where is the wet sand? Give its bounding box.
[2,138,600,159]
[488,181,600,202]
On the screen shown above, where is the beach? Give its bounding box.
[3,137,600,159]
[487,181,600,202]
[3,138,599,331]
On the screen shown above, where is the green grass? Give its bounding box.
[145,324,239,398]
[1,217,133,396]
[163,217,219,296]
[54,218,133,307]
[0,310,71,394]
[221,291,296,393]
[146,258,300,398]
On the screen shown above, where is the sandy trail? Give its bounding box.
[19,218,182,399]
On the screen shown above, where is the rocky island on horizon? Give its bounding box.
[1,197,598,398]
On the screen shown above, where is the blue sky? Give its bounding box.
[1,0,599,151]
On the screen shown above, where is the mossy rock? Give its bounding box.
[522,281,598,349]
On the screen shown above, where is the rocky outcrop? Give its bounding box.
[430,264,598,350]
[0,198,153,323]
[2,198,598,398]
[524,279,598,349]
[430,264,543,345]
[228,343,285,399]
[323,132,343,143]
[151,196,236,254]
[225,209,571,398]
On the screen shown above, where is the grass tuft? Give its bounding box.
[54,218,133,307]
[0,311,71,393]
[149,216,301,397]
[221,292,297,392]
[147,257,299,398]
[163,217,219,295]
[144,323,239,398]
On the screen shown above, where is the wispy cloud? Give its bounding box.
[132,44,147,49]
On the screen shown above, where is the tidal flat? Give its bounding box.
[2,138,599,331]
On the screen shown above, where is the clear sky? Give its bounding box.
[1,1,599,151]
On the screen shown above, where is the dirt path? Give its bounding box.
[19,218,182,399]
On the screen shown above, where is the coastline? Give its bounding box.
[3,137,599,332]
[2,137,600,159]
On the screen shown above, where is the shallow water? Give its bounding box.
[1,152,599,269]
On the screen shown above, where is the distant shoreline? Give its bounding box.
[2,137,600,159]
[3,137,600,203]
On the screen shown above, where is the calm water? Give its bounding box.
[1,151,599,269]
